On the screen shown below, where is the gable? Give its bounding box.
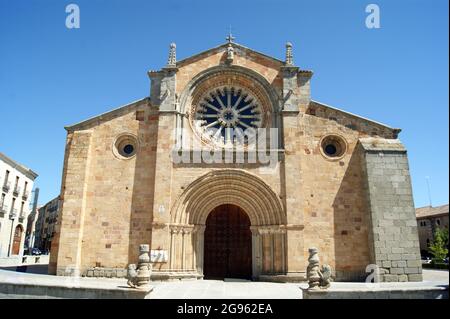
[306,100,401,139]
[176,42,285,68]
[65,97,150,132]
[174,42,287,96]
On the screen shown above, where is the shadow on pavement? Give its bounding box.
[0,264,49,274]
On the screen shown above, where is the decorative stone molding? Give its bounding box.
[253,225,287,235]
[169,224,195,234]
[151,222,167,230]
[170,169,286,226]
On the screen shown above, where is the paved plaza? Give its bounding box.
[0,266,447,299]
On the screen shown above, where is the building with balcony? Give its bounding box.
[34,196,60,253]
[0,152,38,257]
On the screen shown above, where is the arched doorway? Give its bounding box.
[168,170,287,280]
[204,204,252,279]
[12,225,23,255]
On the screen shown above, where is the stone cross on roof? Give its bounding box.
[226,30,235,44]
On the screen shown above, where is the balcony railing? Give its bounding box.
[12,186,21,197]
[0,204,7,217]
[2,181,11,193]
[22,190,29,200]
[9,208,18,220]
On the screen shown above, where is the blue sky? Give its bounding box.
[0,0,448,207]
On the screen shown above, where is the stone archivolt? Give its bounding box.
[166,169,287,277]
[171,169,285,226]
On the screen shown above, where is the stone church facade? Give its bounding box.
[49,38,423,282]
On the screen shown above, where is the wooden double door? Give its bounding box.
[12,225,23,255]
[204,204,252,280]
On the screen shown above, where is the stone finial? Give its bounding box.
[307,247,320,289]
[285,42,294,66]
[127,244,152,288]
[306,247,333,290]
[167,42,177,67]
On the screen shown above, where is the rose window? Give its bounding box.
[194,86,263,145]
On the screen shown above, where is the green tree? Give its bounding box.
[428,228,449,263]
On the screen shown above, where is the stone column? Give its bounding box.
[181,228,187,271]
[250,226,262,279]
[183,226,195,272]
[280,229,287,273]
[194,225,206,275]
[169,227,176,270]
[169,226,184,271]
[191,228,196,271]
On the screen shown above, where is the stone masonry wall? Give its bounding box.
[50,101,159,275]
[299,113,372,281]
[360,138,422,282]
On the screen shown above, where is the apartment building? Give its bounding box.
[34,196,60,253]
[0,152,38,257]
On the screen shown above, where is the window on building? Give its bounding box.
[24,181,28,192]
[14,176,19,189]
[20,201,25,214]
[426,238,430,246]
[11,198,16,214]
[0,193,5,207]
[436,219,441,226]
[3,170,9,186]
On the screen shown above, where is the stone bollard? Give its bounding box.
[307,247,321,290]
[136,244,152,287]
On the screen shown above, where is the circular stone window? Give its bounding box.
[193,86,263,146]
[320,135,347,160]
[114,134,138,159]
